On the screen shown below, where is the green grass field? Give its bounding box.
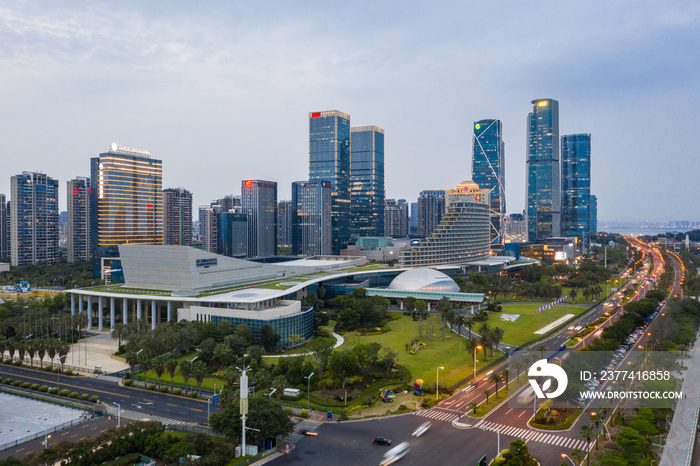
[342,315,503,387]
[485,303,585,346]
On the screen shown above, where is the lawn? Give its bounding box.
[484,303,586,346]
[342,315,504,387]
[135,351,225,392]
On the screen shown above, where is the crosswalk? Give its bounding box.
[92,374,122,383]
[286,420,321,443]
[474,420,588,451]
[106,407,184,425]
[413,409,461,423]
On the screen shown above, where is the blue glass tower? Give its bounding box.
[472,119,506,244]
[589,194,597,236]
[562,134,591,251]
[350,126,385,237]
[292,181,332,256]
[526,99,560,240]
[309,110,351,254]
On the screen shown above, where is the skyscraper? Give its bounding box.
[350,126,385,237]
[241,180,277,257]
[67,177,91,263]
[309,110,351,254]
[410,202,418,235]
[561,134,592,252]
[218,212,248,257]
[526,99,560,240]
[417,190,445,237]
[0,194,7,260]
[384,199,409,237]
[278,200,293,246]
[472,119,506,244]
[163,188,193,246]
[589,195,598,236]
[198,205,222,253]
[292,181,332,256]
[90,144,163,250]
[503,212,528,243]
[10,172,59,266]
[213,195,240,212]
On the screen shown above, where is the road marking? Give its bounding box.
[190,408,203,412]
[167,403,178,407]
[518,411,526,417]
[505,408,513,415]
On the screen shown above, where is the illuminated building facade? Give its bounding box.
[218,212,248,257]
[350,126,385,237]
[384,199,409,237]
[309,110,351,254]
[291,181,332,256]
[163,188,193,246]
[417,190,445,237]
[561,133,591,252]
[589,195,598,236]
[526,99,560,240]
[198,205,223,253]
[278,200,293,246]
[241,180,277,257]
[67,177,92,263]
[472,119,506,244]
[0,194,7,260]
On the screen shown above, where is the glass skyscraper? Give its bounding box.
[218,212,248,258]
[67,177,91,263]
[417,190,445,237]
[589,194,598,236]
[350,125,385,237]
[241,179,277,257]
[526,99,560,240]
[309,110,351,254]
[561,134,592,252]
[472,119,506,244]
[291,181,332,256]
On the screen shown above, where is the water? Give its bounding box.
[601,227,695,237]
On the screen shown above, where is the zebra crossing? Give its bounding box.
[474,420,588,451]
[413,409,461,423]
[106,407,184,425]
[286,420,321,443]
[91,374,122,383]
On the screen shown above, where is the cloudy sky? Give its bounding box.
[1,1,698,223]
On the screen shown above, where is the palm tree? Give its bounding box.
[140,358,152,388]
[17,339,26,363]
[272,375,287,401]
[491,327,504,354]
[37,340,46,367]
[501,368,509,388]
[223,366,239,390]
[179,360,193,391]
[164,355,179,392]
[477,321,491,338]
[192,360,208,394]
[479,332,490,361]
[464,317,475,339]
[569,448,585,465]
[489,372,503,394]
[579,425,593,466]
[468,401,478,414]
[125,351,138,378]
[589,413,601,450]
[152,357,165,389]
[0,336,6,360]
[511,359,524,383]
[536,344,547,359]
[111,323,128,349]
[570,288,579,304]
[6,338,17,362]
[26,339,38,367]
[483,388,491,406]
[454,311,464,337]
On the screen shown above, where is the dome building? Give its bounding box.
[388,268,460,293]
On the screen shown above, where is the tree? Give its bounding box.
[152,357,165,389]
[491,327,505,355]
[26,339,37,367]
[328,350,359,381]
[199,338,217,362]
[164,354,179,392]
[353,342,381,380]
[483,388,491,405]
[179,360,192,391]
[615,427,644,458]
[436,297,452,324]
[579,425,593,466]
[140,358,152,388]
[489,372,503,394]
[308,337,334,374]
[570,288,579,304]
[464,317,475,339]
[511,359,524,383]
[259,325,281,352]
[479,331,490,361]
[468,401,478,414]
[569,448,585,466]
[536,344,547,359]
[501,368,509,388]
[595,452,629,466]
[210,396,293,444]
[111,322,127,348]
[192,360,208,393]
[272,375,287,401]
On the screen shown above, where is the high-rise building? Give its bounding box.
[67,177,91,263]
[163,188,193,246]
[399,181,490,267]
[503,212,528,243]
[218,212,248,257]
[213,195,240,212]
[90,144,163,251]
[526,99,560,241]
[417,190,445,237]
[410,202,418,235]
[384,199,409,237]
[241,180,277,257]
[278,200,293,246]
[291,181,332,256]
[309,110,351,254]
[350,126,385,237]
[10,172,59,266]
[198,205,222,253]
[0,194,7,260]
[589,195,598,236]
[472,119,506,244]
[561,134,592,252]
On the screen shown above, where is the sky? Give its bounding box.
[1,1,699,223]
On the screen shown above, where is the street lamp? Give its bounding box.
[113,402,121,428]
[55,355,66,391]
[561,453,575,466]
[39,425,50,450]
[190,356,198,393]
[436,367,444,400]
[305,372,315,410]
[474,345,482,379]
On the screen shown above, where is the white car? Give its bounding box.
[380,442,411,466]
[412,422,431,438]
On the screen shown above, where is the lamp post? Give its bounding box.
[305,372,315,410]
[113,402,121,428]
[55,355,66,392]
[39,425,50,450]
[474,345,482,379]
[190,356,198,393]
[436,366,444,400]
[561,453,575,466]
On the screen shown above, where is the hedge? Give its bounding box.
[148,384,156,391]
[174,388,182,395]
[31,383,40,390]
[22,382,31,388]
[3,378,12,384]
[530,410,582,431]
[81,394,89,400]
[65,369,73,376]
[3,359,11,364]
[43,366,54,372]
[124,379,132,386]
[60,389,70,397]
[50,387,59,394]
[190,392,199,398]
[40,385,49,392]
[90,395,99,403]
[284,407,292,415]
[12,361,22,366]
[300,410,309,418]
[13,380,21,386]
[70,392,79,398]
[160,386,169,393]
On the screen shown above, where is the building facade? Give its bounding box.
[10,172,59,266]
[163,188,193,246]
[399,181,490,267]
[291,181,332,256]
[526,99,561,241]
[561,133,592,252]
[384,199,409,237]
[218,212,248,257]
[0,194,7,260]
[589,194,598,236]
[198,205,222,253]
[350,126,385,237]
[309,110,351,254]
[417,190,445,237]
[278,200,293,246]
[241,180,277,257]
[67,177,91,263]
[472,119,506,244]
[90,144,163,251]
[503,212,528,243]
[213,195,240,212]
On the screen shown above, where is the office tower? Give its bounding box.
[67,177,91,263]
[561,134,592,252]
[410,203,418,235]
[0,194,7,260]
[384,199,409,237]
[10,172,59,266]
[400,181,490,266]
[198,205,222,253]
[213,195,240,212]
[163,188,193,246]
[503,213,528,243]
[417,190,445,237]
[218,212,248,257]
[472,119,506,244]
[90,144,163,251]
[309,110,351,254]
[278,200,293,246]
[291,181,332,256]
[350,126,385,237]
[589,195,598,236]
[241,180,277,257]
[526,98,560,240]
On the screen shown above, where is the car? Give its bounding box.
[373,436,392,446]
[297,430,318,436]
[380,442,410,466]
[412,421,432,437]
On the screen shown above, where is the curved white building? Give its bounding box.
[388,268,460,293]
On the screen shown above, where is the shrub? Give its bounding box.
[13,380,21,386]
[124,379,132,386]
[43,366,53,372]
[53,368,59,373]
[31,383,40,390]
[3,359,11,364]
[81,394,89,400]
[65,369,73,376]
[284,407,292,415]
[190,392,199,398]
[148,384,156,391]
[301,409,309,418]
[174,388,182,395]
[369,372,384,380]
[12,361,21,367]
[4,378,13,384]
[70,392,79,398]
[160,386,169,393]
[22,382,31,388]
[40,385,49,392]
[49,388,58,394]
[60,389,70,397]
[90,395,99,403]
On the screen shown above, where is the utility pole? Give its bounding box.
[238,362,250,457]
